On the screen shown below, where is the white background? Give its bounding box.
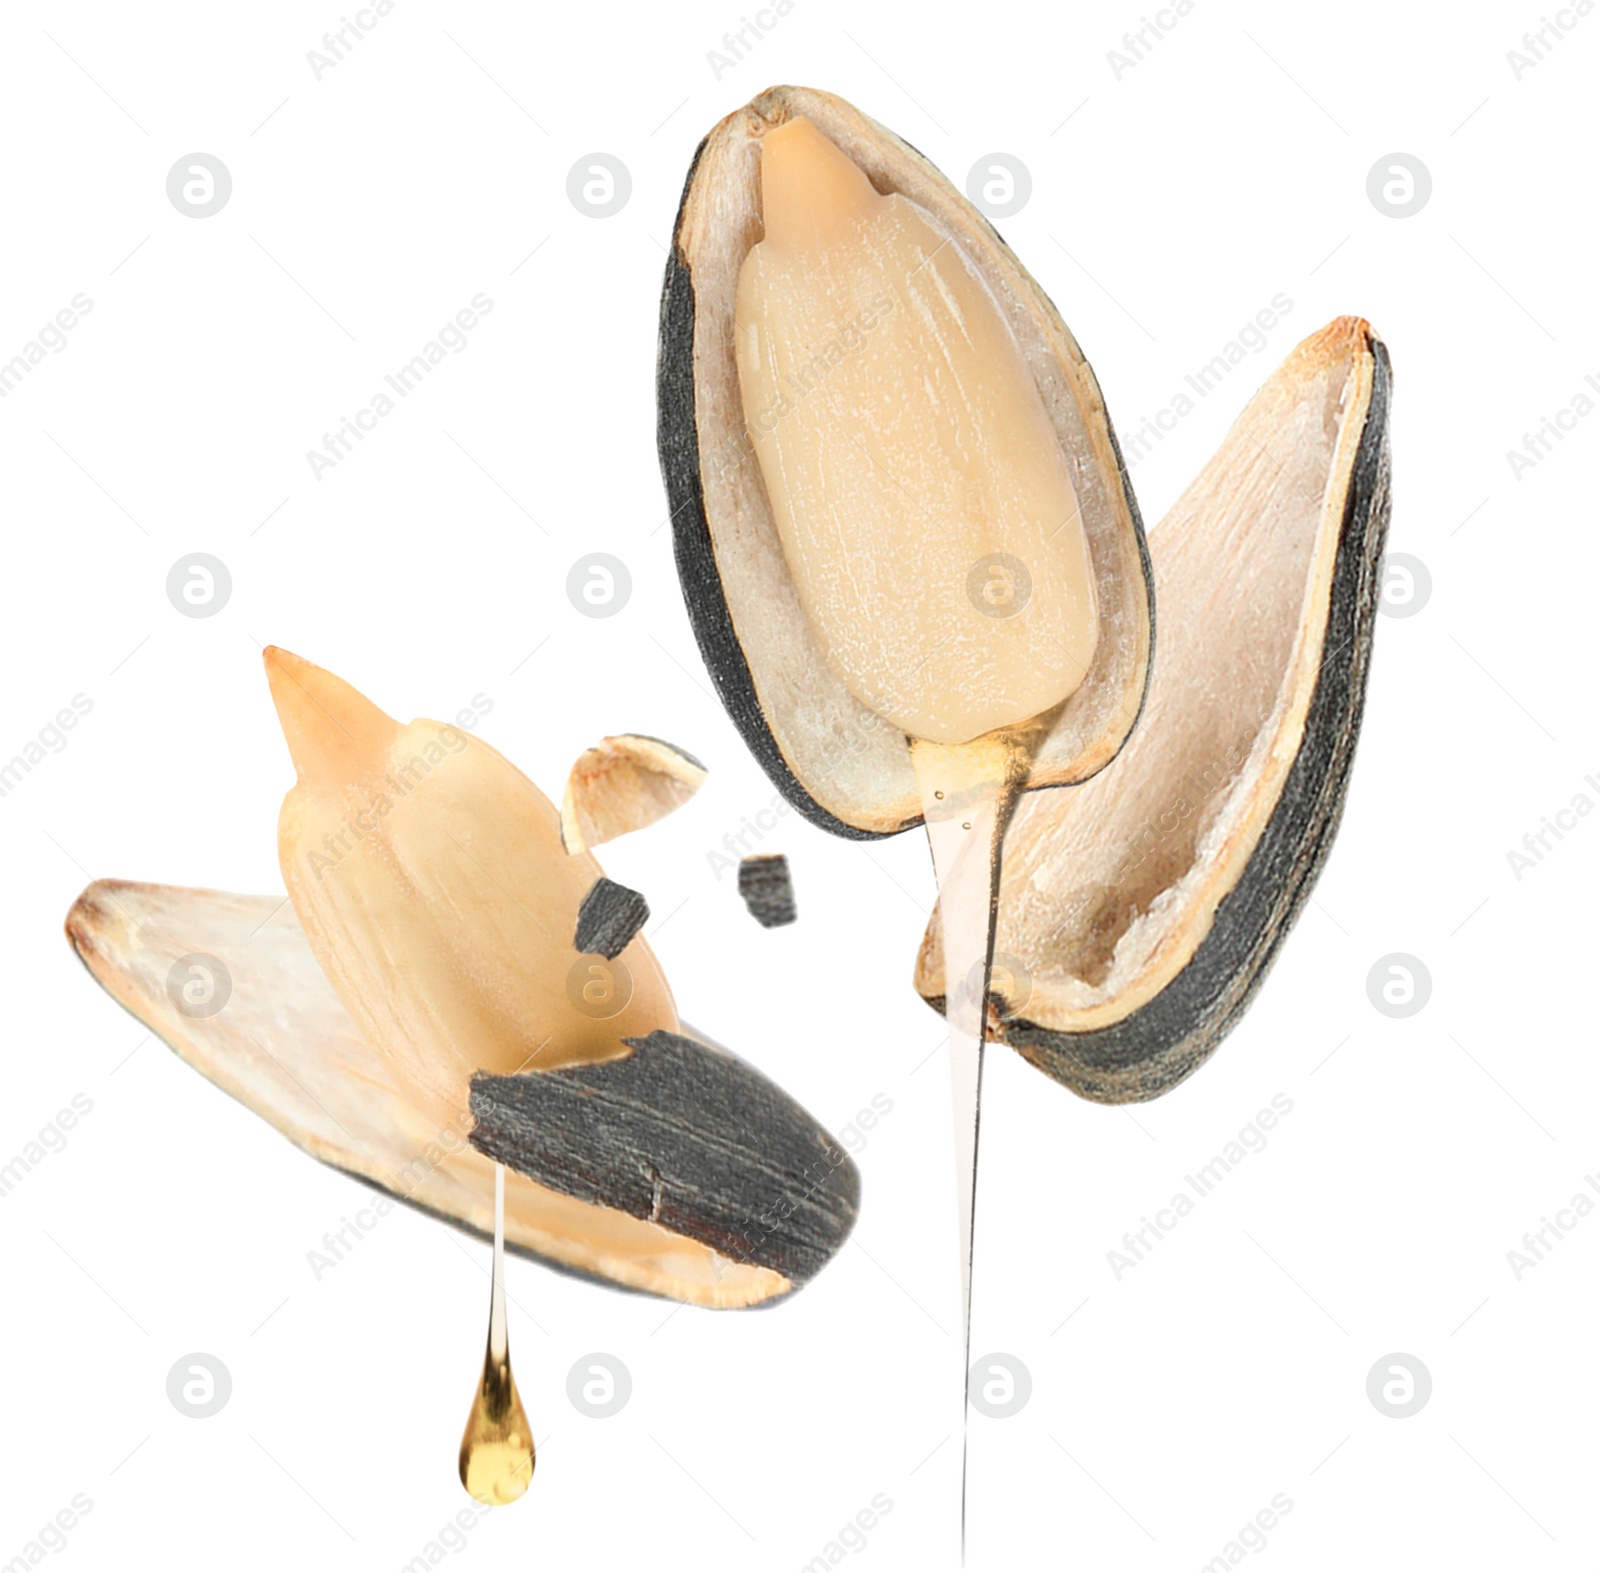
[1,0,1594,1568]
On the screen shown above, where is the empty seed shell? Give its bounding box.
[738,853,796,928]
[65,880,836,1307]
[914,319,1392,1102]
[574,878,650,960]
[560,734,708,854]
[659,84,1154,834]
[470,1029,857,1287]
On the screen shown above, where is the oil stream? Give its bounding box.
[912,733,1032,1562]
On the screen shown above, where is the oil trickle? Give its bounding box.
[911,729,1036,1565]
[459,1162,535,1505]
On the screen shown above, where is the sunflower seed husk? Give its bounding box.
[470,1029,858,1287]
[738,853,796,928]
[574,878,650,960]
[560,734,708,854]
[64,879,822,1306]
[914,319,1393,1102]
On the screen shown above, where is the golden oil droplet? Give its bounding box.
[459,1163,535,1505]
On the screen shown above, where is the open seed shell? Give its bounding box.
[66,880,855,1306]
[914,318,1392,1101]
[659,84,1154,836]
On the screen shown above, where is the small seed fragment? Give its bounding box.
[560,734,708,854]
[738,854,796,928]
[574,878,650,960]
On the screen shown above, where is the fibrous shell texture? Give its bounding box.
[915,319,1392,1102]
[737,854,796,928]
[470,1029,859,1288]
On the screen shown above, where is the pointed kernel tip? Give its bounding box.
[758,114,880,253]
[262,644,320,700]
[264,649,399,790]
